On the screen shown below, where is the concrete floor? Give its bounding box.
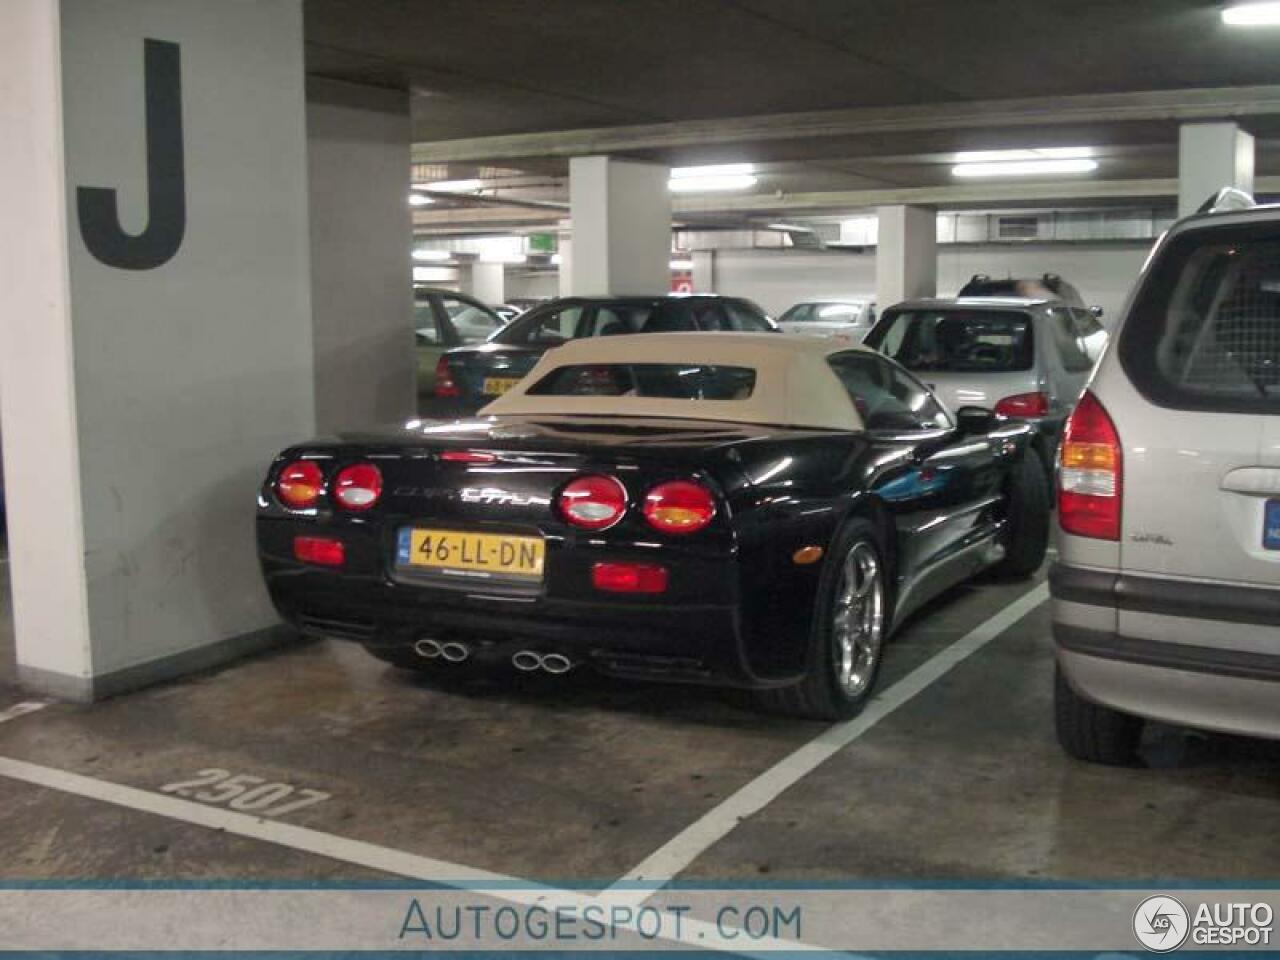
[0,556,1278,885]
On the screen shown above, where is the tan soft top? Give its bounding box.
[481,332,869,431]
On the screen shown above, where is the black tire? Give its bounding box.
[754,520,889,721]
[993,451,1050,579]
[1054,666,1143,765]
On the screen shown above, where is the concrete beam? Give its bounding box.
[412,86,1280,164]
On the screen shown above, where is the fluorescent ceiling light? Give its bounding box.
[550,253,562,265]
[670,259,695,271]
[1223,2,1280,25]
[767,222,812,231]
[424,178,484,192]
[954,146,1094,164]
[952,158,1099,178]
[412,249,452,262]
[408,193,434,206]
[668,163,758,193]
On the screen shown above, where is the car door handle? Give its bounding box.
[1220,467,1280,496]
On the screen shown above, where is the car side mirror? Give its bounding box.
[1090,305,1104,319]
[955,406,996,434]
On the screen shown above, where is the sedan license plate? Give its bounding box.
[397,528,544,580]
[482,377,521,397]
[1265,500,1280,550]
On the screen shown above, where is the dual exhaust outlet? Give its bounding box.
[412,638,574,674]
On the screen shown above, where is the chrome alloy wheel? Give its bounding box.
[831,541,885,698]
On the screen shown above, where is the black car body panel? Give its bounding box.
[257,413,1034,689]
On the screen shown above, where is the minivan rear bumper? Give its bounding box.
[1051,562,1280,739]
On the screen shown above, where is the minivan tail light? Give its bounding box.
[275,460,324,510]
[434,356,461,397]
[995,391,1050,418]
[558,475,628,530]
[1058,391,1122,541]
[643,480,716,535]
[333,463,382,511]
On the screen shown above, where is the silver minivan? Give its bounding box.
[1052,199,1280,763]
[864,297,1105,480]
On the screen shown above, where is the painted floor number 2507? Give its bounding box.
[160,768,331,817]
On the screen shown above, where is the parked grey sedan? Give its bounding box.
[864,297,1106,479]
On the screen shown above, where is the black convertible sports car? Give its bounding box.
[256,333,1049,719]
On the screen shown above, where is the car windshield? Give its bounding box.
[493,299,771,346]
[867,309,1035,373]
[440,297,504,345]
[526,363,757,400]
[783,303,864,323]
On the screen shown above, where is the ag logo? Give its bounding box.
[1133,895,1190,952]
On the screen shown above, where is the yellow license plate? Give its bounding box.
[400,529,544,579]
[482,377,521,396]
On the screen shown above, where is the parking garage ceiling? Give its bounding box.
[303,0,1280,226]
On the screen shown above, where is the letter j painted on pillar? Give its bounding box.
[77,38,186,270]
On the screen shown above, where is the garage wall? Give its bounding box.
[5,0,316,698]
[308,79,414,434]
[707,242,1153,323]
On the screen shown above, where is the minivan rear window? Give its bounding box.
[1121,228,1280,413]
[866,309,1035,373]
[526,364,757,400]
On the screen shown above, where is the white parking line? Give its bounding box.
[0,700,47,725]
[611,581,1050,894]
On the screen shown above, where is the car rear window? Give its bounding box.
[866,309,1035,373]
[525,364,757,400]
[1120,228,1280,413]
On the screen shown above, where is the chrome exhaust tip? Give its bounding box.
[440,641,471,663]
[414,638,444,659]
[512,650,542,672]
[541,653,573,675]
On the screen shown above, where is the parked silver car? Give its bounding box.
[864,297,1105,479]
[777,299,876,340]
[1052,197,1280,763]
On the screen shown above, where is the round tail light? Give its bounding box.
[275,460,324,510]
[333,463,382,511]
[558,475,628,530]
[643,480,716,535]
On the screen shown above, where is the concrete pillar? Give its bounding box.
[692,251,716,293]
[307,78,414,435]
[876,205,937,309]
[461,262,506,305]
[0,0,314,699]
[568,156,670,296]
[556,227,573,297]
[1179,122,1255,217]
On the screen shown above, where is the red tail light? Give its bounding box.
[995,391,1050,418]
[643,480,716,535]
[440,450,496,464]
[275,460,324,510]
[293,536,345,567]
[558,475,628,530]
[434,356,460,397]
[592,562,668,594]
[333,463,382,511]
[1058,391,1122,541]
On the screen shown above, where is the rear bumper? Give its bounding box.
[1051,562,1280,739]
[260,521,789,690]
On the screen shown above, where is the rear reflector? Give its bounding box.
[275,460,324,510]
[995,391,1050,418]
[434,355,461,397]
[1058,391,1122,540]
[440,450,496,464]
[333,463,382,511]
[643,480,716,535]
[592,562,668,594]
[558,475,628,530]
[293,536,345,567]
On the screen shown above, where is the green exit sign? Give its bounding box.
[528,233,556,254]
